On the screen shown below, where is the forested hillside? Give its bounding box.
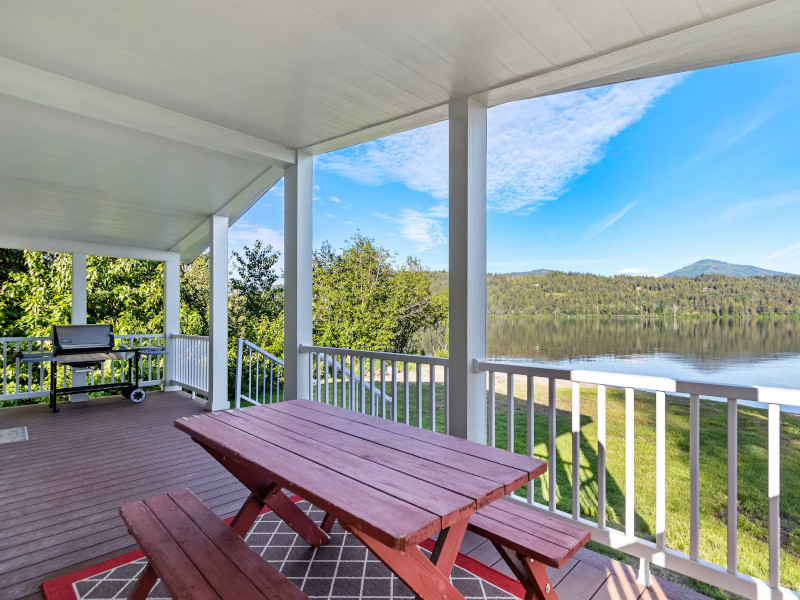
[486,271,800,317]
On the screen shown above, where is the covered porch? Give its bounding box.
[2,1,800,599]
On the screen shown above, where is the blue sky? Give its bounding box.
[231,52,800,277]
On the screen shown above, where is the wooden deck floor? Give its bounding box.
[0,392,706,600]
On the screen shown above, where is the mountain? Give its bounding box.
[664,259,796,278]
[506,269,554,277]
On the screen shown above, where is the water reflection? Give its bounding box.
[484,316,800,389]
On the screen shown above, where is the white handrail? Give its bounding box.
[475,358,799,600]
[171,334,209,395]
[300,344,449,433]
[235,338,284,407]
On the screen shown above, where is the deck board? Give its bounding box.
[0,391,247,599]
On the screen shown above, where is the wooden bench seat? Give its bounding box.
[468,499,590,600]
[119,488,308,600]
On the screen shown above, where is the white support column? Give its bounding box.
[70,253,90,402]
[284,151,313,400]
[207,214,229,411]
[163,258,181,392]
[71,253,87,325]
[448,97,488,443]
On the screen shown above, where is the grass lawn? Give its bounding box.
[311,377,800,599]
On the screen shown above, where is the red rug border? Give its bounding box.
[42,496,524,600]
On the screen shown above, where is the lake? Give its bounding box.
[482,316,800,393]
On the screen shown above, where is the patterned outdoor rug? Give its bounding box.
[43,499,523,600]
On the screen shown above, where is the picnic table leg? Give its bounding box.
[200,443,330,546]
[127,563,157,600]
[345,519,468,600]
[493,543,557,600]
[321,512,336,533]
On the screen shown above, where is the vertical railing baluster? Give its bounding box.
[768,402,781,589]
[527,375,534,503]
[392,361,398,421]
[443,366,450,435]
[625,387,635,538]
[488,372,496,447]
[404,361,410,424]
[598,384,607,528]
[381,359,386,419]
[548,378,556,511]
[727,397,738,575]
[430,363,436,431]
[316,353,321,403]
[360,356,366,413]
[572,381,581,519]
[656,390,666,550]
[690,393,700,561]
[369,358,376,416]
[255,352,261,404]
[350,355,358,411]
[323,353,329,404]
[508,374,515,452]
[416,362,422,428]
[333,355,338,407]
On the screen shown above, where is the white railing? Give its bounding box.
[114,333,165,387]
[235,338,284,407]
[0,334,165,403]
[476,359,800,600]
[300,345,450,433]
[172,334,209,396]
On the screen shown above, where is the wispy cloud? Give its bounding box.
[377,205,447,252]
[616,267,651,276]
[329,195,342,203]
[583,200,639,241]
[765,241,800,261]
[317,74,684,213]
[720,190,800,220]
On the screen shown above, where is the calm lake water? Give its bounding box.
[483,316,800,392]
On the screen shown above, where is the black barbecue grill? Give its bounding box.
[16,324,167,412]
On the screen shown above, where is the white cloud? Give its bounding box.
[378,206,447,252]
[721,190,800,220]
[765,241,800,261]
[616,267,651,276]
[316,74,684,212]
[329,195,342,203]
[228,220,285,273]
[583,200,639,241]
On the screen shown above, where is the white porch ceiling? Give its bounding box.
[0,0,798,262]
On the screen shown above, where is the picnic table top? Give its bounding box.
[175,398,546,551]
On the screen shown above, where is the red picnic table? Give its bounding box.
[175,398,546,600]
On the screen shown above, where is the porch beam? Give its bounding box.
[0,57,295,168]
[283,151,313,401]
[170,165,284,263]
[0,234,179,262]
[448,97,488,444]
[163,258,181,392]
[207,214,229,411]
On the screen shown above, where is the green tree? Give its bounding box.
[312,234,447,353]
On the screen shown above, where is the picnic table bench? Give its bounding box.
[468,499,590,600]
[119,488,308,600]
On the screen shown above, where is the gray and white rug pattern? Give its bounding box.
[72,501,517,600]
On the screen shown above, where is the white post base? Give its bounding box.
[70,368,91,402]
[162,384,183,393]
[205,397,230,411]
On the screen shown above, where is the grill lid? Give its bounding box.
[52,324,115,354]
